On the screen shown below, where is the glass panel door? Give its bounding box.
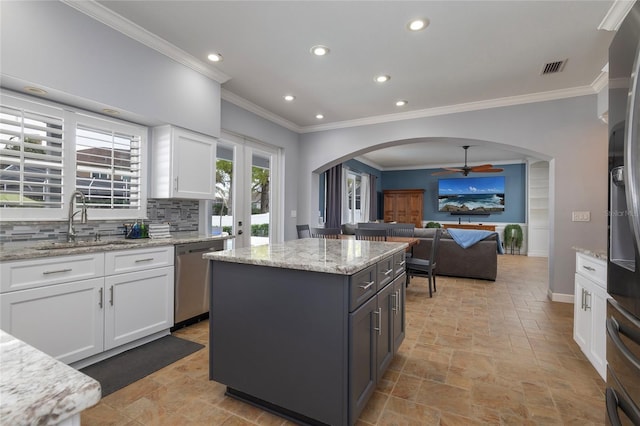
[211,135,280,248]
[248,150,271,246]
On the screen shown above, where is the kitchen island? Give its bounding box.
[204,238,408,426]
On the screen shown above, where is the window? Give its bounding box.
[0,92,147,220]
[0,104,64,210]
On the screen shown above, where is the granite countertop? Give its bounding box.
[203,238,407,275]
[0,330,101,425]
[573,246,608,261]
[0,232,234,262]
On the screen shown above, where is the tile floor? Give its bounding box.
[81,255,606,425]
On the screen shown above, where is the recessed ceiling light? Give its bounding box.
[24,86,48,95]
[102,108,120,115]
[207,53,223,62]
[395,100,408,107]
[315,114,324,120]
[310,45,330,56]
[407,18,429,31]
[374,75,391,83]
[283,95,295,102]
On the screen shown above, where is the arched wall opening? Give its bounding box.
[298,95,608,300]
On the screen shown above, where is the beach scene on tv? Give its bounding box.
[438,176,505,213]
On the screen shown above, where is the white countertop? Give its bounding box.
[572,246,608,261]
[203,238,407,275]
[0,330,101,425]
[0,232,234,262]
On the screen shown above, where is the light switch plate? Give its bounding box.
[572,211,591,222]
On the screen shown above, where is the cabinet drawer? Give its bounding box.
[377,255,394,291]
[350,264,377,312]
[0,253,104,293]
[393,251,406,277]
[576,253,606,289]
[105,246,174,275]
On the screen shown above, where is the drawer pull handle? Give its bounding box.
[384,268,393,276]
[99,288,103,308]
[583,265,596,272]
[399,260,406,267]
[359,281,375,290]
[42,268,72,275]
[135,258,154,263]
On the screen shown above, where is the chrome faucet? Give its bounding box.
[67,190,88,242]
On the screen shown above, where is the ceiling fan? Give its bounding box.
[431,145,504,176]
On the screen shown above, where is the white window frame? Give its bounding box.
[0,91,148,221]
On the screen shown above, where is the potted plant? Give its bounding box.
[425,221,441,228]
[503,224,523,253]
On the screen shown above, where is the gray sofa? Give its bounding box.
[411,228,498,281]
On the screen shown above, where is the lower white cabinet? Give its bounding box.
[0,246,174,365]
[0,277,104,364]
[573,252,608,380]
[105,266,173,350]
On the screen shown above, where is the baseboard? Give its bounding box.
[70,329,170,370]
[547,289,573,303]
[527,250,548,257]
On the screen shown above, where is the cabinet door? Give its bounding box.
[376,282,394,379]
[383,193,396,223]
[588,283,608,380]
[0,278,104,364]
[172,128,216,199]
[573,274,591,353]
[104,266,174,350]
[349,295,377,425]
[395,194,410,223]
[407,193,423,227]
[392,273,406,353]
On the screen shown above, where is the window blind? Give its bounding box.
[76,124,141,210]
[0,105,64,208]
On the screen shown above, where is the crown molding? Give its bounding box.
[221,89,302,133]
[300,85,596,133]
[61,0,231,84]
[591,71,609,93]
[598,0,636,31]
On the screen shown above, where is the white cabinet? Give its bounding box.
[0,277,105,364]
[151,125,216,199]
[0,246,174,365]
[104,247,174,350]
[573,252,608,380]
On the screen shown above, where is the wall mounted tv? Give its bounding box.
[438,176,505,214]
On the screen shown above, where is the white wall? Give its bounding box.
[1,1,221,137]
[299,95,608,296]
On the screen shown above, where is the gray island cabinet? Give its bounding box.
[204,238,408,426]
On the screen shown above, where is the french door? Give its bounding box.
[211,132,281,248]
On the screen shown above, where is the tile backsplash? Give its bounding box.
[0,199,200,243]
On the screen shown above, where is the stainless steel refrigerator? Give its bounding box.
[606,2,640,424]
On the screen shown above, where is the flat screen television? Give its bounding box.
[438,176,505,213]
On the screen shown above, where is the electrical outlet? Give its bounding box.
[291,210,297,218]
[572,211,591,222]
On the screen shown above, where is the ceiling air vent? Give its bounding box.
[541,59,567,75]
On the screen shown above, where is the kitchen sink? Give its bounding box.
[35,240,139,250]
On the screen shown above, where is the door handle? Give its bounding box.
[109,285,114,306]
[237,230,243,235]
[99,287,103,308]
[373,307,382,335]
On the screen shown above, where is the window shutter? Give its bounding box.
[76,124,142,210]
[0,105,64,208]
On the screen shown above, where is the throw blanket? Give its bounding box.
[447,229,505,254]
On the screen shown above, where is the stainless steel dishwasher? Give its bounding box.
[173,239,225,329]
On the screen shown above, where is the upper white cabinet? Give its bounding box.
[151,125,216,199]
